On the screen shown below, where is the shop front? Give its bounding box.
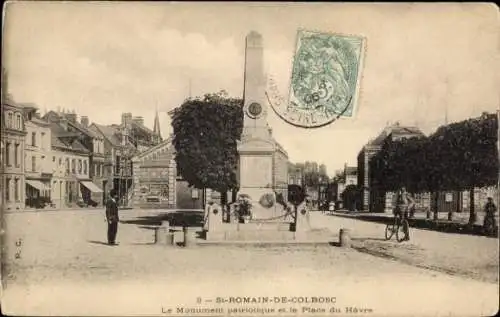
[25,178,52,209]
[79,179,104,207]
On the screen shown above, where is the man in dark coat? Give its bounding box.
[105,189,119,245]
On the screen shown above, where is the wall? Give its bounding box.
[273,146,288,200]
[2,104,26,211]
[132,139,177,209]
[50,149,89,208]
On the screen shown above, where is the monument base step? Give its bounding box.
[205,228,334,242]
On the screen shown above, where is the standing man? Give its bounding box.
[105,189,119,245]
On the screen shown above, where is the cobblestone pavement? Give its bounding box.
[1,209,498,316]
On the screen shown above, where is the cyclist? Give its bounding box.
[393,187,413,241]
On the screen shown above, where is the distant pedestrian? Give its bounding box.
[105,189,119,245]
[483,197,497,236]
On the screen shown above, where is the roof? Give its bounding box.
[345,166,357,175]
[45,111,100,139]
[92,124,122,146]
[29,116,51,127]
[48,121,89,153]
[50,133,89,153]
[133,135,173,160]
[65,116,100,139]
[132,121,155,134]
[273,138,288,157]
[368,124,425,146]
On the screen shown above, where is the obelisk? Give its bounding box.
[237,31,276,220]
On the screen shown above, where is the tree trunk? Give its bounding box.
[447,191,455,221]
[221,191,227,206]
[433,191,439,221]
[469,188,476,225]
[231,188,238,203]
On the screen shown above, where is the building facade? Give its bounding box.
[90,111,162,207]
[1,96,27,211]
[288,163,303,186]
[44,110,104,207]
[357,123,426,212]
[47,115,93,208]
[131,137,178,209]
[24,106,53,208]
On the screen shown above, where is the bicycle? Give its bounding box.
[385,214,410,242]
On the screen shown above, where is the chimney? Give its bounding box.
[132,116,144,126]
[121,126,129,146]
[121,112,132,127]
[59,115,68,130]
[81,116,89,127]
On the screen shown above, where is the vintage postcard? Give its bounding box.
[1,2,499,317]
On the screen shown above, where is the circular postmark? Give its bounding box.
[266,31,363,128]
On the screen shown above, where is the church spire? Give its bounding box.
[153,107,161,140]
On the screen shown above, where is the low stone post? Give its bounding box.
[155,221,171,245]
[339,228,351,248]
[183,226,196,247]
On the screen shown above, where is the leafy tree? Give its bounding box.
[370,112,498,222]
[171,91,244,196]
[428,112,498,223]
[341,185,362,211]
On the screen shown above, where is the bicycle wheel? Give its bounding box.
[385,223,395,240]
[396,219,410,242]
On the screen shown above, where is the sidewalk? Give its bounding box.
[330,209,498,237]
[310,213,499,284]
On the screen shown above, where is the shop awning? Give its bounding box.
[80,181,103,193]
[26,180,47,191]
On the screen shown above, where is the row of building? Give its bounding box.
[1,92,163,211]
[329,122,496,213]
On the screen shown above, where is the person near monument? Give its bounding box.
[483,197,497,235]
[105,189,119,245]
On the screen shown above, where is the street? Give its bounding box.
[1,208,498,316]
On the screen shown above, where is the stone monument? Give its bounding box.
[237,31,282,220]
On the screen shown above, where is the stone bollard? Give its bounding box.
[183,226,195,247]
[339,228,352,248]
[154,221,171,245]
[167,232,175,246]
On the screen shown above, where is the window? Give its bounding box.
[32,132,36,146]
[7,113,13,128]
[100,164,104,177]
[83,160,87,175]
[78,159,82,173]
[72,159,76,174]
[66,158,70,175]
[14,178,19,201]
[14,144,19,167]
[5,143,10,166]
[59,157,62,166]
[115,156,121,174]
[32,156,36,172]
[5,178,10,201]
[41,132,45,149]
[16,114,21,129]
[53,156,56,162]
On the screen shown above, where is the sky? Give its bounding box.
[3,2,499,176]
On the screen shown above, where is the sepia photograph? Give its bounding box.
[1,2,499,316]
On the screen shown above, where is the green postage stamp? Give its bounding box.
[279,30,366,128]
